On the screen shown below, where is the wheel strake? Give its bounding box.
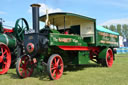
[0,44,11,74]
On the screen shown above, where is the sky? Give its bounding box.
[0,0,128,28]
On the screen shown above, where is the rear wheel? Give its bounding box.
[47,54,64,80]
[102,48,113,67]
[16,55,34,78]
[0,43,11,74]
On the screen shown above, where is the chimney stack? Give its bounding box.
[31,4,40,33]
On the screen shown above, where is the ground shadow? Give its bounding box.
[63,64,101,74]
[32,63,102,79]
[7,63,102,81]
[31,69,50,81]
[5,72,21,79]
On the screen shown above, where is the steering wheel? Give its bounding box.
[14,18,29,41]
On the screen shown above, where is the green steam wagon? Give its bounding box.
[0,18,29,74]
[16,4,119,80]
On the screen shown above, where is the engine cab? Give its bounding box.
[40,12,96,44]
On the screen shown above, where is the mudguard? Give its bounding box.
[98,48,108,59]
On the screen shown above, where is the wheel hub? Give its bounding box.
[3,56,6,60]
[58,65,61,70]
[0,55,6,63]
[108,56,110,60]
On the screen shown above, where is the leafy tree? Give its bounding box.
[117,24,122,36]
[103,26,109,29]
[122,24,128,39]
[109,25,116,32]
[102,24,128,39]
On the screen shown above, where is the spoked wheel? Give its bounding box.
[47,54,64,80]
[102,48,113,67]
[0,43,11,74]
[16,55,34,78]
[14,18,29,41]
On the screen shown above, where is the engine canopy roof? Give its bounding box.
[40,12,96,26]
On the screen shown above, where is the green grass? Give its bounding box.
[115,53,128,57]
[1,54,128,85]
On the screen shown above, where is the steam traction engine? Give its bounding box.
[16,4,119,80]
[0,18,29,74]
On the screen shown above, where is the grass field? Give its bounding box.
[0,54,128,85]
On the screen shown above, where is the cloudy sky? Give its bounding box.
[0,0,128,27]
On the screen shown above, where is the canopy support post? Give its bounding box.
[53,18,54,29]
[64,16,65,32]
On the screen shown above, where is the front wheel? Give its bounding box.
[47,54,64,80]
[16,55,34,78]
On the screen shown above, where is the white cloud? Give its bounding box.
[40,3,62,15]
[0,11,6,15]
[91,0,128,9]
[29,3,62,15]
[100,18,128,26]
[3,21,15,28]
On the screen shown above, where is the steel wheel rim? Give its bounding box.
[106,49,113,67]
[18,55,34,78]
[0,44,11,74]
[50,55,64,80]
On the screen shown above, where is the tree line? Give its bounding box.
[103,24,128,39]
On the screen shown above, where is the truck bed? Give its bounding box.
[95,26,119,47]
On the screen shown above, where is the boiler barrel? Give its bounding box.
[0,33,16,48]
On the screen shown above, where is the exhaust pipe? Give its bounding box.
[31,4,40,33]
[45,9,50,26]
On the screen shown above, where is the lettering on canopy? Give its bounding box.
[98,32,118,45]
[58,38,72,43]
